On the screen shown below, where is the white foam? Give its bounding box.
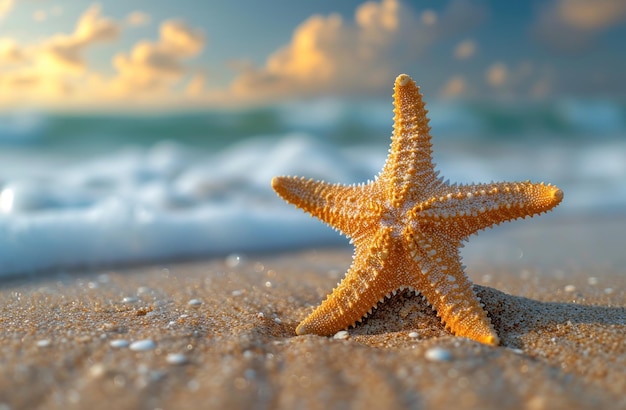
[0,135,623,276]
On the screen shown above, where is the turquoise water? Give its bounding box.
[0,98,624,275]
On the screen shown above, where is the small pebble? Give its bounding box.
[273,318,282,324]
[231,289,243,297]
[88,363,106,378]
[122,296,138,303]
[564,285,576,293]
[166,353,188,365]
[137,286,151,295]
[587,277,598,286]
[424,347,452,362]
[187,299,202,307]
[129,339,156,351]
[226,253,245,268]
[333,330,349,340]
[36,339,51,348]
[110,339,130,348]
[408,332,419,338]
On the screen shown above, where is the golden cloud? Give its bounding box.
[0,4,121,108]
[41,4,119,71]
[0,38,26,64]
[485,63,507,87]
[111,20,204,94]
[0,2,207,110]
[0,0,13,21]
[557,0,626,30]
[533,0,626,50]
[454,39,476,60]
[269,0,415,93]
[33,10,47,22]
[126,11,150,27]
[229,0,486,103]
[440,75,466,98]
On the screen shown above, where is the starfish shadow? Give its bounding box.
[346,286,625,348]
[476,285,626,348]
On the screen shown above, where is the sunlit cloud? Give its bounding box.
[0,4,120,107]
[40,4,119,72]
[33,10,47,22]
[454,39,476,60]
[421,9,437,26]
[185,73,206,96]
[111,20,204,95]
[555,0,626,30]
[482,61,551,98]
[126,11,150,27]
[533,0,626,51]
[485,62,507,87]
[51,6,63,17]
[3,0,615,109]
[440,75,466,98]
[0,0,13,21]
[228,0,486,103]
[0,3,207,109]
[0,38,25,64]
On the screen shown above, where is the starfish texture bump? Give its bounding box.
[271,74,563,345]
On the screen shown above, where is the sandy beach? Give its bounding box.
[0,219,624,410]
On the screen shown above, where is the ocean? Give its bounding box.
[0,97,625,276]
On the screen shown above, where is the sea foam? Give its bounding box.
[0,130,624,276]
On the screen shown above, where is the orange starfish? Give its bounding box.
[272,74,563,345]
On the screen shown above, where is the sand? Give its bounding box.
[0,245,624,410]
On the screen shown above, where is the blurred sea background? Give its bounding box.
[0,0,625,276]
[1,97,625,276]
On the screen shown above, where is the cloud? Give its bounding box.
[228,0,487,102]
[41,4,119,71]
[0,3,207,109]
[0,0,13,21]
[112,20,204,94]
[533,0,626,51]
[454,39,476,60]
[34,10,47,22]
[126,11,150,27]
[555,0,626,30]
[0,4,121,108]
[486,63,507,87]
[0,38,26,64]
[185,73,206,96]
[51,6,63,17]
[440,75,466,98]
[421,9,437,26]
[482,61,550,98]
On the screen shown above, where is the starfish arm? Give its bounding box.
[404,228,499,345]
[272,176,382,240]
[296,227,400,336]
[415,181,563,240]
[380,74,440,206]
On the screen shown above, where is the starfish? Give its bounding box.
[271,74,563,345]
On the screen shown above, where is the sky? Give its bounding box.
[0,0,625,111]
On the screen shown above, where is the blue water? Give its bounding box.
[0,97,624,276]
